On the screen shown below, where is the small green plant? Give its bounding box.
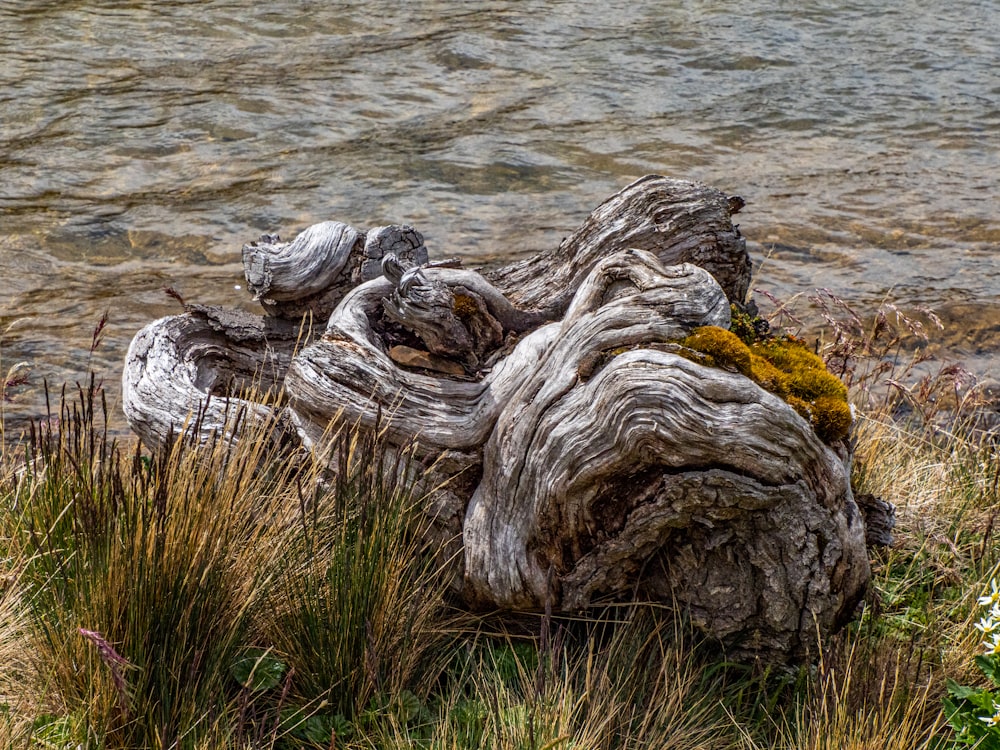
[29,712,84,750]
[230,648,288,692]
[945,579,1000,748]
[728,303,769,347]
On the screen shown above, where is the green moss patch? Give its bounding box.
[681,326,852,444]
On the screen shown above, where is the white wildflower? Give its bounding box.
[980,702,1000,727]
[977,614,1000,634]
[979,579,1000,607]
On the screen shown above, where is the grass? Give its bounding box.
[1,296,998,749]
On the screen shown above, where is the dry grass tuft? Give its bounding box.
[2,290,999,748]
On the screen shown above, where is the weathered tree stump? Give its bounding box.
[122,176,870,661]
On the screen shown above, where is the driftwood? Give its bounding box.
[122,176,870,661]
[242,223,428,319]
[122,305,299,447]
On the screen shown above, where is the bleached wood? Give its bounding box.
[125,177,750,448]
[284,275,561,453]
[284,248,865,658]
[121,176,871,661]
[284,252,726,448]
[486,175,751,310]
[380,257,553,373]
[122,306,298,448]
[242,221,361,317]
[463,348,866,657]
[241,222,429,319]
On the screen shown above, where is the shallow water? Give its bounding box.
[1,1,998,433]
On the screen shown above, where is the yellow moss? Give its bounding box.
[675,349,717,369]
[683,330,852,444]
[753,338,851,442]
[783,394,852,442]
[810,395,853,443]
[786,368,848,402]
[748,354,789,398]
[750,337,825,374]
[786,395,813,422]
[452,293,479,319]
[682,327,753,377]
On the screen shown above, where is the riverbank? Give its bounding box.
[3,0,1000,447]
[1,313,997,748]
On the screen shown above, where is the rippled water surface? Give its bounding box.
[2,0,998,432]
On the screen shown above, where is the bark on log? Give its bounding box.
[121,175,870,661]
[856,493,896,549]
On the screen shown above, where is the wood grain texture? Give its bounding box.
[464,347,866,658]
[121,176,869,661]
[486,175,751,311]
[241,222,429,319]
[121,305,299,448]
[284,275,561,453]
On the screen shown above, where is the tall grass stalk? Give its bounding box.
[261,427,460,718]
[743,634,946,750]
[0,377,464,748]
[3,290,1000,747]
[4,382,307,747]
[373,607,736,750]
